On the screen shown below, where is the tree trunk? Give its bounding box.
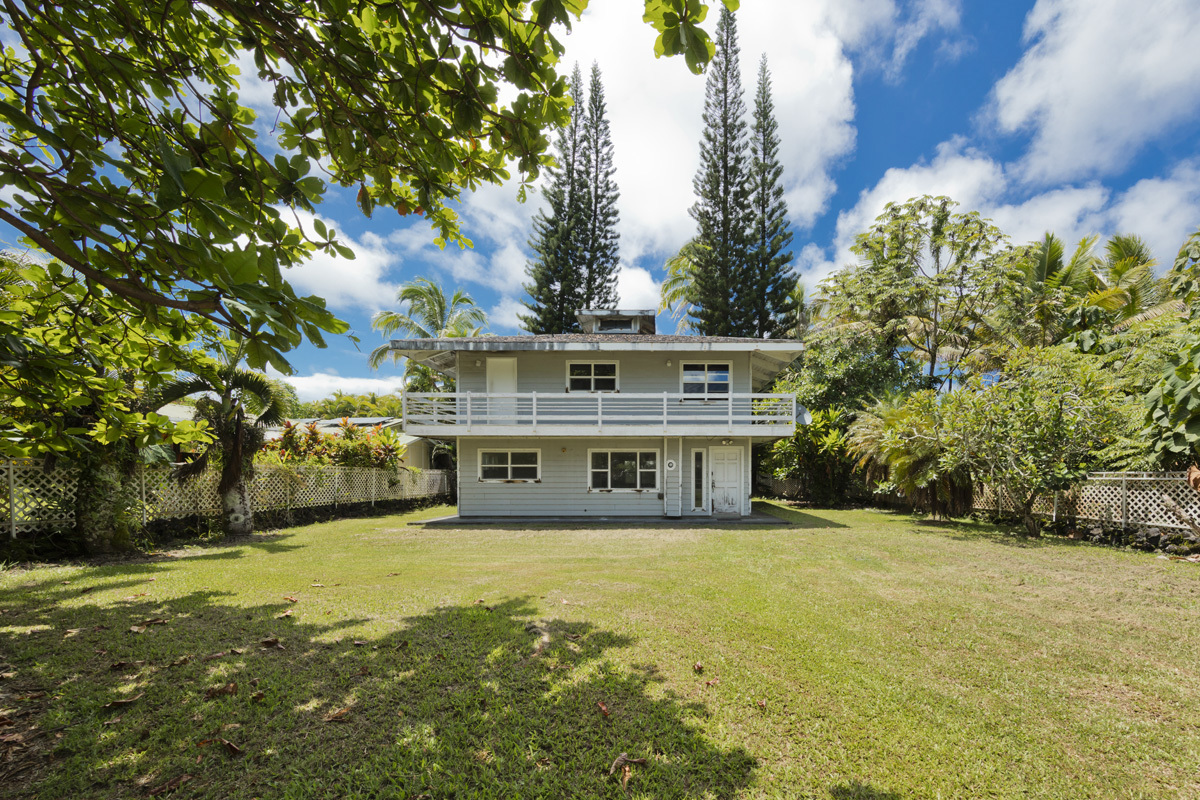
[221,478,254,536]
[1022,499,1041,537]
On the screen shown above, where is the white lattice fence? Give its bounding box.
[2,460,454,536]
[974,472,1200,530]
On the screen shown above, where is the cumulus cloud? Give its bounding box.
[280,208,400,311]
[806,143,1200,290]
[989,0,1200,184]
[616,265,661,310]
[281,372,408,402]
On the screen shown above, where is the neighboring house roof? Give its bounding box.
[389,334,804,390]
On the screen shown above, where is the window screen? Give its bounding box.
[590,451,657,490]
[479,451,539,481]
[568,362,618,392]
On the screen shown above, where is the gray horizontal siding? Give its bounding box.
[457,435,750,518]
[457,351,753,395]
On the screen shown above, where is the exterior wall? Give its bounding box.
[398,439,430,470]
[457,435,750,518]
[456,350,754,395]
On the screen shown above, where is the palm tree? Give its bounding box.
[369,278,488,389]
[149,338,289,536]
[1083,234,1182,330]
[659,238,707,333]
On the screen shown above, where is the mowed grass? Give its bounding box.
[1,502,1199,799]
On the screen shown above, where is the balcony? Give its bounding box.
[402,392,797,438]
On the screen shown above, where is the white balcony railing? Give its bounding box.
[402,392,797,437]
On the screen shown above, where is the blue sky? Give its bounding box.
[7,0,1200,400]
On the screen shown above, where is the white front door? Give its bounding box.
[710,446,742,515]
[486,357,518,423]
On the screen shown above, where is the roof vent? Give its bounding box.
[576,309,656,335]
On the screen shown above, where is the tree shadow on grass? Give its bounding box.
[829,781,904,799]
[909,518,1094,550]
[0,587,755,798]
[752,501,849,529]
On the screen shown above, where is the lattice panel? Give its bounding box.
[289,467,337,509]
[338,469,376,504]
[5,459,80,533]
[141,467,222,520]
[3,462,454,534]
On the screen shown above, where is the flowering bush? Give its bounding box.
[258,420,408,469]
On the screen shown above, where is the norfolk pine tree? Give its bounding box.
[579,62,621,311]
[521,64,589,334]
[747,55,797,338]
[689,7,754,337]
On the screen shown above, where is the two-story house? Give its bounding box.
[391,309,803,519]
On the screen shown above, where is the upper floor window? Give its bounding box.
[682,363,730,396]
[479,450,540,482]
[598,318,637,332]
[567,362,618,392]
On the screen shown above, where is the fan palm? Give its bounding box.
[148,338,289,536]
[369,278,488,389]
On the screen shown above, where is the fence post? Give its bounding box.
[1053,490,1059,523]
[139,464,147,527]
[334,468,339,509]
[1121,474,1129,529]
[371,469,376,507]
[6,461,15,539]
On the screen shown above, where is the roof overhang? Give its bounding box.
[389,338,803,390]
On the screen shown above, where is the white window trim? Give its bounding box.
[586,448,661,493]
[565,360,620,393]
[690,447,708,512]
[477,449,541,483]
[679,360,733,398]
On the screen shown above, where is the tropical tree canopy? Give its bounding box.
[0,0,734,453]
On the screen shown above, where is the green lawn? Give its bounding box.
[1,502,1198,799]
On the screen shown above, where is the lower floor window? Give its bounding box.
[590,451,657,490]
[480,450,540,481]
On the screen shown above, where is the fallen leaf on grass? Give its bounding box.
[139,618,168,626]
[169,656,190,668]
[201,652,226,662]
[129,626,147,634]
[0,672,15,680]
[693,662,704,674]
[353,640,368,647]
[386,572,400,577]
[123,593,148,600]
[622,764,632,790]
[204,683,237,700]
[147,773,191,796]
[102,692,144,710]
[0,732,23,744]
[17,692,45,701]
[231,648,244,655]
[756,699,767,709]
[561,599,570,605]
[92,624,109,631]
[310,583,325,588]
[250,691,265,703]
[219,738,243,757]
[565,634,582,641]
[259,638,284,650]
[608,752,647,775]
[705,678,720,687]
[359,666,370,676]
[102,716,122,727]
[597,701,610,717]
[282,596,298,603]
[278,610,293,618]
[323,707,350,722]
[109,661,145,671]
[78,587,94,595]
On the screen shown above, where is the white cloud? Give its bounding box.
[488,296,527,332]
[280,208,400,311]
[616,265,661,310]
[989,0,1200,184]
[809,143,1200,289]
[278,371,407,402]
